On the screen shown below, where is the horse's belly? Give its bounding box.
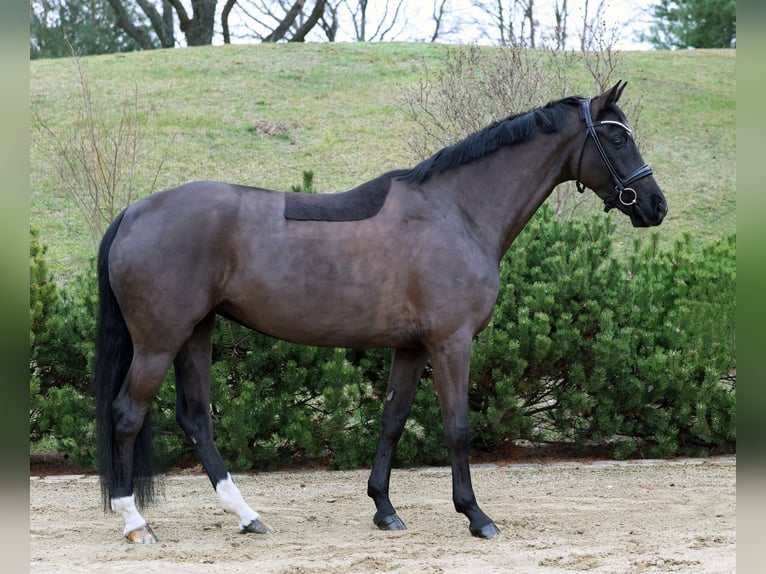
[218,214,496,349]
[220,291,416,349]
[219,261,420,349]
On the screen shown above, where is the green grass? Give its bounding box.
[29,44,735,278]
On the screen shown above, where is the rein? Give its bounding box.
[575,97,653,212]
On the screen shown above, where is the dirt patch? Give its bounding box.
[30,457,735,573]
[250,119,289,137]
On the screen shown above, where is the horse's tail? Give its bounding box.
[94,209,157,512]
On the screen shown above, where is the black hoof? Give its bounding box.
[242,518,272,534]
[374,513,407,531]
[469,520,500,539]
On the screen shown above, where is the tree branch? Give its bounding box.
[106,0,158,49]
[135,0,164,39]
[291,0,328,42]
[222,0,239,44]
[263,0,305,42]
[431,0,449,42]
[167,0,192,32]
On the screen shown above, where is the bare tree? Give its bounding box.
[108,0,216,47]
[169,0,218,45]
[341,0,407,41]
[228,0,284,38]
[229,0,329,42]
[521,0,535,48]
[472,0,510,44]
[552,0,568,49]
[471,0,621,51]
[106,0,167,48]
[579,0,608,50]
[319,0,341,40]
[430,0,451,42]
[290,0,328,41]
[262,0,307,41]
[472,0,538,46]
[222,0,238,43]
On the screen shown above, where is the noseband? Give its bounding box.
[575,97,653,212]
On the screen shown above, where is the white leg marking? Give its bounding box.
[111,495,147,535]
[216,473,260,530]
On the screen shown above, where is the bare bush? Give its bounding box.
[32,53,173,247]
[402,45,578,159]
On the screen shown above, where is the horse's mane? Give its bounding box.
[397,95,583,185]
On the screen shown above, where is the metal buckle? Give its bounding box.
[619,187,638,206]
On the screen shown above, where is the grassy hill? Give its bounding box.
[29,43,735,278]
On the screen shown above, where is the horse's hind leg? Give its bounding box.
[367,347,428,530]
[173,313,270,535]
[110,350,175,544]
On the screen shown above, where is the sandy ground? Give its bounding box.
[30,457,735,573]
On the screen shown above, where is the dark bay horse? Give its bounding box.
[94,82,667,543]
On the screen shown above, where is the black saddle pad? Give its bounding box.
[284,174,392,222]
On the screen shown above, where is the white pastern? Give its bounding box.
[216,473,260,530]
[111,495,148,535]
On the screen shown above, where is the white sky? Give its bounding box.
[223,0,659,50]
[361,0,657,49]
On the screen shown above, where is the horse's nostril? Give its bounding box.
[657,201,668,216]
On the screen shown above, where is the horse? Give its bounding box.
[94,81,667,543]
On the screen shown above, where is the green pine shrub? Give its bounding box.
[30,227,60,444]
[30,228,97,463]
[205,322,389,470]
[468,206,735,458]
[30,231,97,396]
[29,202,736,469]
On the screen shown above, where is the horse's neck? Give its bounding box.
[442,134,573,260]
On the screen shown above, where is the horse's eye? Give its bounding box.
[612,132,629,148]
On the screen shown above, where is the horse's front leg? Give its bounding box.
[367,347,428,530]
[430,333,500,539]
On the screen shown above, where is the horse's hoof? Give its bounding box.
[241,518,272,534]
[469,520,500,539]
[125,524,158,544]
[374,513,407,531]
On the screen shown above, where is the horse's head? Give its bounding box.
[574,81,667,227]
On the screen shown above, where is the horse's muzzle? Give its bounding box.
[631,195,668,227]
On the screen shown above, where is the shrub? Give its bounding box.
[469,206,736,458]
[203,323,386,470]
[30,228,97,461]
[30,204,735,468]
[32,54,172,247]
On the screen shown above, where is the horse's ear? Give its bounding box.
[591,81,627,117]
[609,80,627,103]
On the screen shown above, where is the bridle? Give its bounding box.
[575,97,653,212]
